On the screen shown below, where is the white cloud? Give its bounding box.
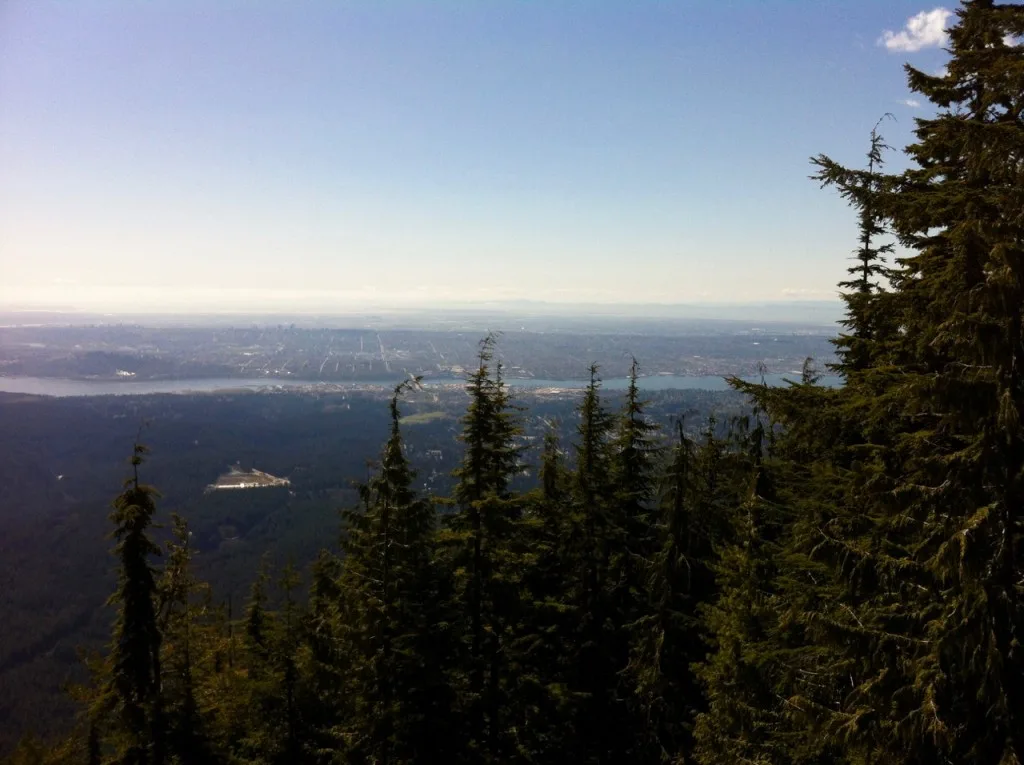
[935,65,948,77]
[879,8,953,52]
[901,98,922,107]
[1004,34,1022,47]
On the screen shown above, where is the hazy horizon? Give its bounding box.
[0,295,845,327]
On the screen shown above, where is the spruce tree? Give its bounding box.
[690,411,841,765]
[611,359,660,592]
[301,550,346,764]
[236,557,282,764]
[869,3,1024,758]
[100,442,165,765]
[563,365,625,764]
[337,379,449,764]
[738,4,1024,761]
[244,558,272,665]
[630,418,718,762]
[442,336,527,762]
[812,115,897,375]
[157,514,213,764]
[277,564,304,765]
[606,359,661,761]
[692,444,784,765]
[510,427,575,761]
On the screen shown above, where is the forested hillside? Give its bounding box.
[5,2,1023,763]
[0,384,738,755]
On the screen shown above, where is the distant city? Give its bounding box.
[0,308,838,385]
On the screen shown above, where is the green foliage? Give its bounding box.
[630,417,717,761]
[95,442,166,765]
[439,336,534,762]
[158,514,215,763]
[695,5,1024,764]
[333,379,452,764]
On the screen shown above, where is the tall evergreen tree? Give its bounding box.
[277,564,304,765]
[301,550,346,764]
[606,359,662,761]
[812,115,897,375]
[235,557,283,764]
[157,514,213,764]
[563,365,627,764]
[512,427,575,761]
[443,336,527,762]
[692,431,785,765]
[337,379,449,764]
[99,442,166,765]
[611,359,660,591]
[868,4,1024,759]
[738,4,1024,762]
[630,418,719,762]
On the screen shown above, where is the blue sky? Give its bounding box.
[0,1,959,312]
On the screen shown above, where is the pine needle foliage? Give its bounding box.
[100,442,166,765]
[336,379,449,765]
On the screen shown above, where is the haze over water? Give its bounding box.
[0,374,841,398]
